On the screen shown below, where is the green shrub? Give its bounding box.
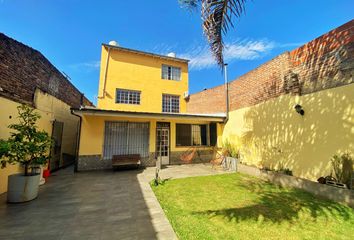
[331,152,353,188]
[222,139,240,158]
[3,105,52,176]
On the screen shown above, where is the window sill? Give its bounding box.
[175,145,211,148]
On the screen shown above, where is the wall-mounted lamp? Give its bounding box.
[294,104,305,116]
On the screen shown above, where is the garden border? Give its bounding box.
[237,163,354,207]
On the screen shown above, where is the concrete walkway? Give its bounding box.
[0,164,227,240]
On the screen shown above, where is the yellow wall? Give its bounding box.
[34,90,79,157]
[79,115,215,156]
[97,46,189,113]
[222,83,354,181]
[0,89,80,194]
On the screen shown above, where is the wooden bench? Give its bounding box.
[112,154,141,168]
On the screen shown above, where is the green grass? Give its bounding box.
[151,173,354,240]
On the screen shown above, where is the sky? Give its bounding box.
[0,0,353,104]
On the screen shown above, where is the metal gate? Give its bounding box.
[103,121,149,160]
[50,120,64,171]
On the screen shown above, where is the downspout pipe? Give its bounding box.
[99,46,111,98]
[71,109,82,172]
[224,63,229,123]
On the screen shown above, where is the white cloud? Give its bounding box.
[69,61,100,71]
[69,40,301,72]
[179,39,275,70]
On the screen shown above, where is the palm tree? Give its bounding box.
[179,0,248,68]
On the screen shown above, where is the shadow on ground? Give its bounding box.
[192,176,352,224]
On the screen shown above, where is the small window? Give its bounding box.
[162,65,181,81]
[116,89,141,105]
[176,124,191,146]
[162,94,180,113]
[176,124,208,147]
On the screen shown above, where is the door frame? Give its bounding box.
[50,120,64,172]
[156,122,170,165]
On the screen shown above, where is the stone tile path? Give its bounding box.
[0,164,228,240]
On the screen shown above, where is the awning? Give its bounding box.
[71,107,226,122]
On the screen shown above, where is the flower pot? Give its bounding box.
[7,173,40,203]
[225,157,238,171]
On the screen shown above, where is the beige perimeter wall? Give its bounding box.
[0,89,79,194]
[221,83,354,181]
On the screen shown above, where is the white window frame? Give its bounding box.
[162,64,181,81]
[162,94,180,113]
[116,89,141,105]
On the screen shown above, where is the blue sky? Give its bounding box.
[0,0,353,104]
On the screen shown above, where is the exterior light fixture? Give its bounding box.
[294,104,304,116]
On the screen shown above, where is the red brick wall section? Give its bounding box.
[290,19,354,94]
[186,85,226,114]
[0,33,93,108]
[228,53,291,111]
[187,20,354,114]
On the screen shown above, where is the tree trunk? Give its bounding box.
[24,163,29,176]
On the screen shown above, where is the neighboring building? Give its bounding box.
[0,33,93,194]
[72,44,225,170]
[187,20,354,181]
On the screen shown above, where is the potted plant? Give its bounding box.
[222,139,240,171]
[1,105,52,203]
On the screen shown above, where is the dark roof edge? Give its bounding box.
[102,44,190,63]
[71,108,225,121]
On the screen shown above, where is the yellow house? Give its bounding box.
[72,43,225,170]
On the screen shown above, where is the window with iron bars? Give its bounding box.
[175,124,208,146]
[116,89,141,105]
[162,94,180,113]
[161,64,181,81]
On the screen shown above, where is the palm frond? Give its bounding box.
[178,0,200,8]
[179,0,247,68]
[202,0,247,67]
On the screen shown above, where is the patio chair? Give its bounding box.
[210,147,228,169]
[180,147,197,164]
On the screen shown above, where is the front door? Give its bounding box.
[156,123,170,165]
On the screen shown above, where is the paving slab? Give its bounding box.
[0,163,228,239]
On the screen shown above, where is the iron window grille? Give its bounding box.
[176,124,208,146]
[162,94,180,113]
[162,65,181,81]
[116,89,141,105]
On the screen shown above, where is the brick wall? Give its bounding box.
[187,85,226,114]
[0,33,93,108]
[187,20,354,113]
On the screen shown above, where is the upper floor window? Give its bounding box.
[116,89,141,105]
[162,94,179,113]
[162,65,181,81]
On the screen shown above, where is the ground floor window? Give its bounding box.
[176,124,212,147]
[103,121,149,160]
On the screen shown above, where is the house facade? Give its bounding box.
[73,44,225,171]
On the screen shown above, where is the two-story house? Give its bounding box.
[72,42,225,171]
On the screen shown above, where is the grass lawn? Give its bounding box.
[151,173,354,240]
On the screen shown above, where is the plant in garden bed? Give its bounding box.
[1,104,52,202]
[222,139,240,159]
[330,152,353,188]
[222,139,240,171]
